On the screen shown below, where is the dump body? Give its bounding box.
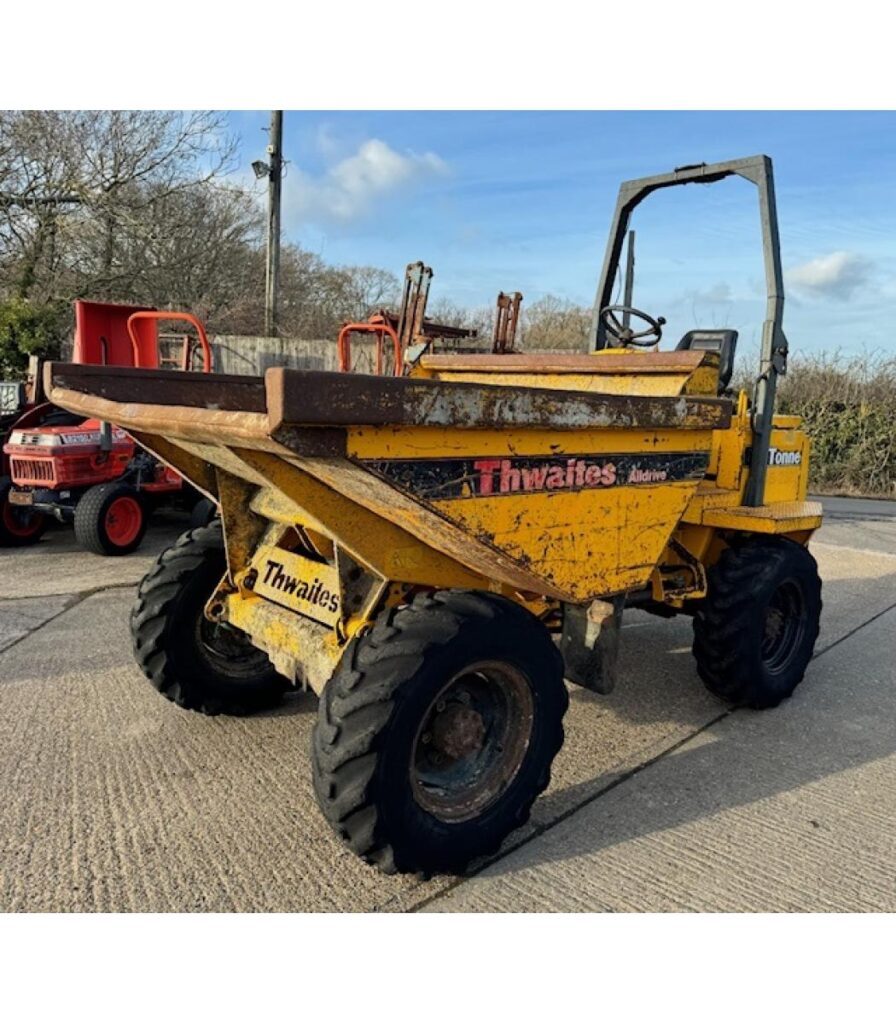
[45,345,820,692]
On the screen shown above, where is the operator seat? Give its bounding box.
[676,330,738,393]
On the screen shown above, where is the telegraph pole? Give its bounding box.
[264,110,283,338]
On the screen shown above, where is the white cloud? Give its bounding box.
[686,282,732,305]
[787,251,873,300]
[289,138,447,223]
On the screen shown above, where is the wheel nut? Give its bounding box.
[436,700,446,712]
[421,732,432,745]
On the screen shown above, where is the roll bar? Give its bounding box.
[126,311,212,374]
[337,316,403,376]
[590,155,789,507]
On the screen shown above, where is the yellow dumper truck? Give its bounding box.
[46,155,822,875]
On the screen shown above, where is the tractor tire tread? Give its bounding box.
[74,481,147,556]
[130,522,286,715]
[692,538,822,710]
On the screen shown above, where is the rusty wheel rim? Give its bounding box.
[410,660,534,824]
[761,577,806,674]
[194,613,272,681]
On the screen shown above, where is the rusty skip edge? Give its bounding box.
[44,363,731,450]
[45,362,267,412]
[264,367,732,434]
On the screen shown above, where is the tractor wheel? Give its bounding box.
[0,475,46,547]
[189,496,217,530]
[312,590,568,876]
[74,482,147,556]
[693,538,822,710]
[130,521,287,716]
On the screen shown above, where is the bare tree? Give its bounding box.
[0,110,240,303]
[337,265,401,322]
[425,297,494,338]
[520,294,590,351]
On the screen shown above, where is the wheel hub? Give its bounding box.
[410,660,534,824]
[430,703,486,761]
[761,577,806,672]
[104,495,142,546]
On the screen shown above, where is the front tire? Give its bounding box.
[312,590,568,875]
[74,482,147,556]
[693,538,822,709]
[0,476,46,547]
[130,522,287,715]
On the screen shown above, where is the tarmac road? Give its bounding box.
[0,497,894,912]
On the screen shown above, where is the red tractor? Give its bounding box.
[2,300,215,555]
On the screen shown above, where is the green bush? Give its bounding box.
[0,298,70,380]
[776,353,896,497]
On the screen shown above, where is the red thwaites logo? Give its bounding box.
[471,457,619,495]
[361,452,707,501]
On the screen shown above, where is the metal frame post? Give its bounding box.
[590,155,788,507]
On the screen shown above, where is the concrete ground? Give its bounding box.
[0,498,893,912]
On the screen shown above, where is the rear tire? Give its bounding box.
[130,521,287,715]
[74,482,147,556]
[312,590,568,875]
[189,496,217,530]
[693,538,822,709]
[0,475,46,547]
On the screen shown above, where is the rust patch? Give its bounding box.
[266,367,731,434]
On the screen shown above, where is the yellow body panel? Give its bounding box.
[432,480,700,599]
[44,357,822,694]
[347,425,717,460]
[413,347,722,397]
[701,501,823,534]
[224,589,342,691]
[412,369,713,397]
[346,424,717,600]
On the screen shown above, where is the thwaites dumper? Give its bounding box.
[3,301,216,555]
[46,156,823,875]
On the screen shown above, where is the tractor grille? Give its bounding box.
[9,453,127,488]
[10,457,55,483]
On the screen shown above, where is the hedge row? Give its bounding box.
[774,353,896,497]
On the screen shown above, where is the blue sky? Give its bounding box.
[227,111,896,359]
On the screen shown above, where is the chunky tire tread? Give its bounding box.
[130,521,287,716]
[312,590,568,876]
[693,538,822,710]
[74,481,147,556]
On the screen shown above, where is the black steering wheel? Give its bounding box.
[599,305,666,348]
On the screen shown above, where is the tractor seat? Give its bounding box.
[676,330,738,393]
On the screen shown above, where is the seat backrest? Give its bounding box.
[676,329,738,392]
[0,380,26,421]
